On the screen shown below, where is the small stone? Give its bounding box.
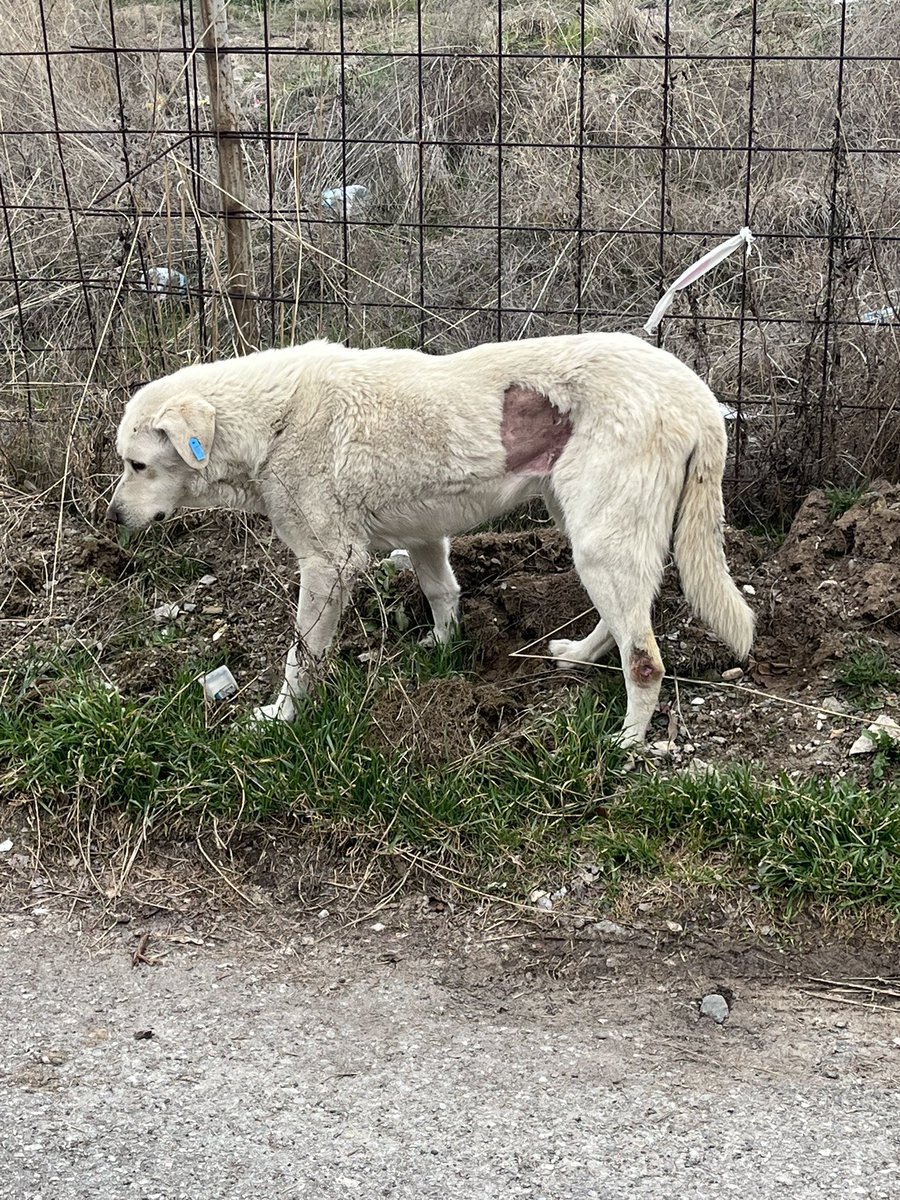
[690,696,706,706]
[152,602,179,620]
[742,584,757,596]
[182,602,197,613]
[592,919,630,938]
[199,574,217,586]
[370,922,386,932]
[681,758,712,777]
[665,920,683,934]
[317,909,330,919]
[0,839,12,853]
[649,739,675,757]
[535,895,553,911]
[721,667,744,682]
[849,713,900,756]
[819,695,849,715]
[700,993,730,1024]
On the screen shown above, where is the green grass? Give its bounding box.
[837,646,899,708]
[824,483,868,522]
[3,654,900,916]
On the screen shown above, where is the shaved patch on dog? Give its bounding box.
[501,385,573,476]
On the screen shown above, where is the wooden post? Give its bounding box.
[199,0,258,352]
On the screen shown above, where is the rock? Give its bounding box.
[700,993,730,1024]
[649,739,676,758]
[819,695,849,715]
[721,667,744,682]
[199,573,217,586]
[152,602,179,620]
[681,758,713,777]
[690,696,706,706]
[742,583,757,596]
[0,839,12,853]
[849,713,900,756]
[592,919,630,939]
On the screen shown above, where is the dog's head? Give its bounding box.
[107,380,217,529]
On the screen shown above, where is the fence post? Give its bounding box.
[198,0,258,353]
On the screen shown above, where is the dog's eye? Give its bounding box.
[129,461,147,472]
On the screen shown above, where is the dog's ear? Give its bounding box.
[153,398,216,470]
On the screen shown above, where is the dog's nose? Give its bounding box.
[106,503,123,525]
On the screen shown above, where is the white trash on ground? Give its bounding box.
[199,665,238,702]
[144,265,188,295]
[322,184,369,219]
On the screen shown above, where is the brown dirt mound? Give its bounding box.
[752,481,900,684]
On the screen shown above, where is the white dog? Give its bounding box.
[108,333,754,746]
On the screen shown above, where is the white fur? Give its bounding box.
[108,333,754,747]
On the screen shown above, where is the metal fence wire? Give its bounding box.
[1,0,899,518]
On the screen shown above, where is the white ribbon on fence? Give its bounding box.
[644,227,755,334]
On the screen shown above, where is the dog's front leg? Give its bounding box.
[406,538,461,645]
[254,555,357,723]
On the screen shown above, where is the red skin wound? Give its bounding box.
[501,385,573,475]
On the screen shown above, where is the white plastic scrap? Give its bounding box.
[152,602,180,621]
[644,227,755,334]
[322,184,369,219]
[198,665,238,702]
[144,265,188,295]
[860,306,897,326]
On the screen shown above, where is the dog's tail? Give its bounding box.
[672,416,755,660]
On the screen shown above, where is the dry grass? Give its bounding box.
[0,0,899,517]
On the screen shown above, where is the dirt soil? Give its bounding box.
[4,481,900,779]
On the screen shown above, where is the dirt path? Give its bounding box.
[3,895,899,1200]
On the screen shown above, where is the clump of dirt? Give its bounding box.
[752,481,900,681]
[369,676,526,766]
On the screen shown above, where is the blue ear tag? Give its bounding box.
[188,437,206,462]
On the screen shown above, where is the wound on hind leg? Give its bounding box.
[629,645,664,687]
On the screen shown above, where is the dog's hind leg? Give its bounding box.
[552,471,675,746]
[406,538,461,645]
[568,544,666,747]
[255,551,362,723]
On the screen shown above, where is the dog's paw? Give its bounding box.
[252,700,295,724]
[549,637,585,668]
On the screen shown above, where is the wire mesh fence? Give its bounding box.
[1,0,898,518]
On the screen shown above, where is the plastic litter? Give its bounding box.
[644,227,754,334]
[144,265,188,295]
[322,184,369,219]
[199,665,238,702]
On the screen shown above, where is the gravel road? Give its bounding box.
[2,901,899,1200]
